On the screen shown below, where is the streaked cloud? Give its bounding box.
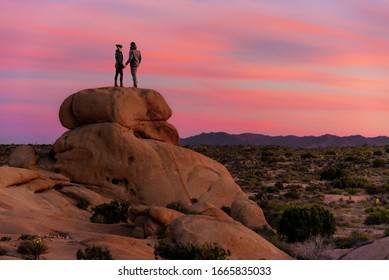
[1,0,389,143]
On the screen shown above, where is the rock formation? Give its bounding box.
[8,145,38,169]
[54,87,248,208]
[169,215,292,260]
[59,87,178,145]
[0,86,291,260]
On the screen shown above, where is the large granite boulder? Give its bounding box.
[231,199,269,228]
[169,215,292,260]
[59,87,178,145]
[49,86,285,259]
[54,122,247,207]
[8,145,38,169]
[0,166,40,188]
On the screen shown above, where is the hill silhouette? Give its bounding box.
[180,132,389,148]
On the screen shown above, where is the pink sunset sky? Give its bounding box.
[1,0,389,144]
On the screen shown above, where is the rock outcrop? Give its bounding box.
[0,166,40,188]
[169,215,292,260]
[341,236,389,260]
[129,205,184,238]
[59,87,178,145]
[54,122,247,207]
[0,86,292,260]
[8,145,38,169]
[53,87,250,208]
[231,199,269,228]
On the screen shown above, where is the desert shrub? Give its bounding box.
[344,155,358,162]
[18,234,34,240]
[333,177,371,190]
[366,184,389,195]
[253,225,293,256]
[373,150,383,156]
[154,241,230,260]
[283,190,300,199]
[301,152,316,159]
[262,186,280,194]
[0,247,7,256]
[344,188,360,195]
[76,197,90,210]
[372,159,386,168]
[332,231,370,249]
[90,200,129,224]
[296,236,332,260]
[220,205,231,216]
[305,185,324,193]
[320,166,347,181]
[364,208,389,225]
[76,245,113,260]
[324,150,337,156]
[278,205,336,242]
[17,236,49,259]
[274,181,284,190]
[0,236,11,242]
[384,227,389,237]
[257,199,285,228]
[284,151,294,157]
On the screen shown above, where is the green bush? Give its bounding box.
[366,184,389,195]
[301,152,316,159]
[333,177,371,190]
[278,205,336,242]
[384,227,389,237]
[77,245,113,260]
[332,231,370,249]
[274,181,284,189]
[283,190,300,199]
[154,241,230,260]
[372,159,386,168]
[90,200,129,224]
[258,199,286,228]
[76,197,90,210]
[320,166,347,181]
[17,236,49,259]
[18,234,34,240]
[364,208,389,225]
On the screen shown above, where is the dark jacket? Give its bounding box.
[115,49,124,68]
[126,46,142,67]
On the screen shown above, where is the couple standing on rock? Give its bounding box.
[115,42,142,88]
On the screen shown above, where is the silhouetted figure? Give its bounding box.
[114,44,125,87]
[125,42,142,88]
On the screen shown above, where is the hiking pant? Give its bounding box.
[131,66,138,87]
[115,66,123,86]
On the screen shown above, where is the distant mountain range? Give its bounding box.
[180,132,389,148]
